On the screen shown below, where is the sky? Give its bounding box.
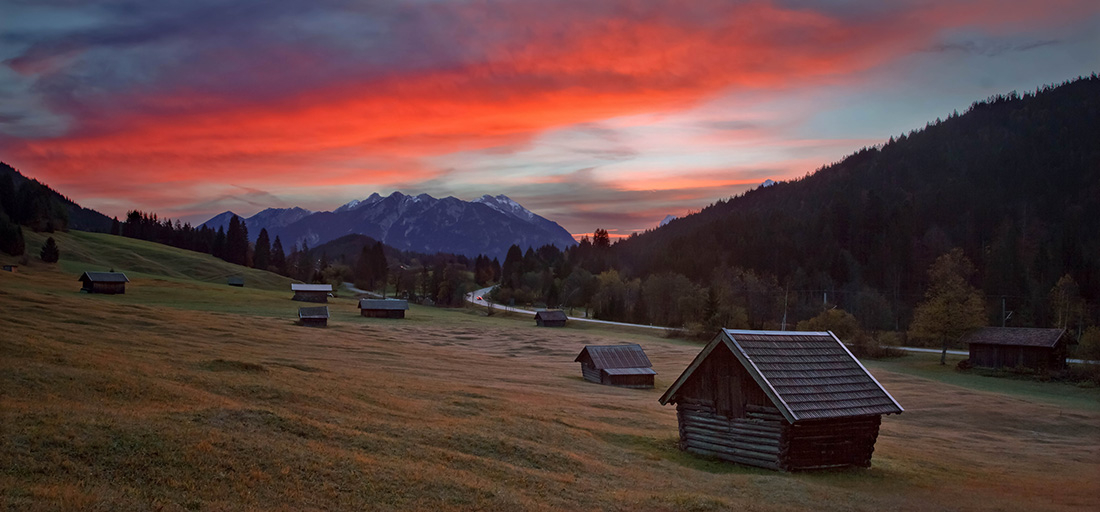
[1,1,1098,240]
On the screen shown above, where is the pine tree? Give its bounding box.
[225,215,248,266]
[212,227,226,260]
[354,245,375,289]
[371,242,388,291]
[39,236,59,263]
[270,236,286,275]
[253,228,271,270]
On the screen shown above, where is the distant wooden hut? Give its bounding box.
[574,344,656,388]
[2,264,16,272]
[227,276,244,287]
[965,327,1068,371]
[298,306,329,327]
[534,310,568,327]
[358,298,409,318]
[659,329,903,471]
[291,283,332,303]
[78,271,130,294]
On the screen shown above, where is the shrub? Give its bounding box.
[40,236,59,263]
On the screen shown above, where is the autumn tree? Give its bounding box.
[909,248,986,364]
[1048,274,1086,335]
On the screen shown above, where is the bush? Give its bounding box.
[40,236,59,263]
[1077,326,1100,362]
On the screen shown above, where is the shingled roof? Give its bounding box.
[575,344,653,370]
[359,299,409,310]
[659,329,902,423]
[535,310,568,322]
[298,306,330,319]
[77,271,129,283]
[291,283,332,292]
[965,327,1066,348]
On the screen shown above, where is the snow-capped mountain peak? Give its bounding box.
[659,214,676,227]
[335,199,362,212]
[475,194,535,221]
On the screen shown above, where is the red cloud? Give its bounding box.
[3,0,1094,218]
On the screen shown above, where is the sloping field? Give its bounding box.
[2,235,1098,511]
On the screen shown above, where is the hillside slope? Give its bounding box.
[1,162,113,232]
[2,225,1098,510]
[13,230,295,292]
[614,75,1100,328]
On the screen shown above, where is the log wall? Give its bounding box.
[580,364,602,384]
[970,344,1065,371]
[361,309,405,318]
[293,292,328,303]
[676,399,784,470]
[86,282,126,294]
[605,373,654,389]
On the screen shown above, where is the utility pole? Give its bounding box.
[781,285,790,331]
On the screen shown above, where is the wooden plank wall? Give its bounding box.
[785,415,880,470]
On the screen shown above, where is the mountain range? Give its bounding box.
[201,192,577,258]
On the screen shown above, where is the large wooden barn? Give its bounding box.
[298,306,329,327]
[358,298,409,318]
[78,271,130,294]
[965,327,1068,371]
[534,310,568,327]
[659,329,903,471]
[574,344,657,388]
[291,283,332,303]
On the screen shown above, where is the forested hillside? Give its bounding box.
[495,75,1100,334]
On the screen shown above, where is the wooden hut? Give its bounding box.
[227,276,244,287]
[2,264,16,272]
[291,283,332,303]
[574,344,656,388]
[965,327,1068,371]
[78,271,130,294]
[298,306,329,327]
[358,298,409,318]
[534,310,568,327]
[659,329,903,471]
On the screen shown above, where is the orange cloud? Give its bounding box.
[4,0,1096,220]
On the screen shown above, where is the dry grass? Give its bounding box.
[2,245,1099,511]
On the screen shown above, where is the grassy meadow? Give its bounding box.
[2,232,1099,511]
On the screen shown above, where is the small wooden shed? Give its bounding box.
[659,329,903,471]
[2,264,16,272]
[535,310,568,327]
[358,298,409,318]
[78,271,130,294]
[965,327,1068,371]
[227,276,244,287]
[574,344,656,388]
[298,306,329,327]
[291,283,332,303]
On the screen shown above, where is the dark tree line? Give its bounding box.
[0,172,71,256]
[491,75,1100,338]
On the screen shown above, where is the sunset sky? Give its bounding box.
[2,1,1098,239]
